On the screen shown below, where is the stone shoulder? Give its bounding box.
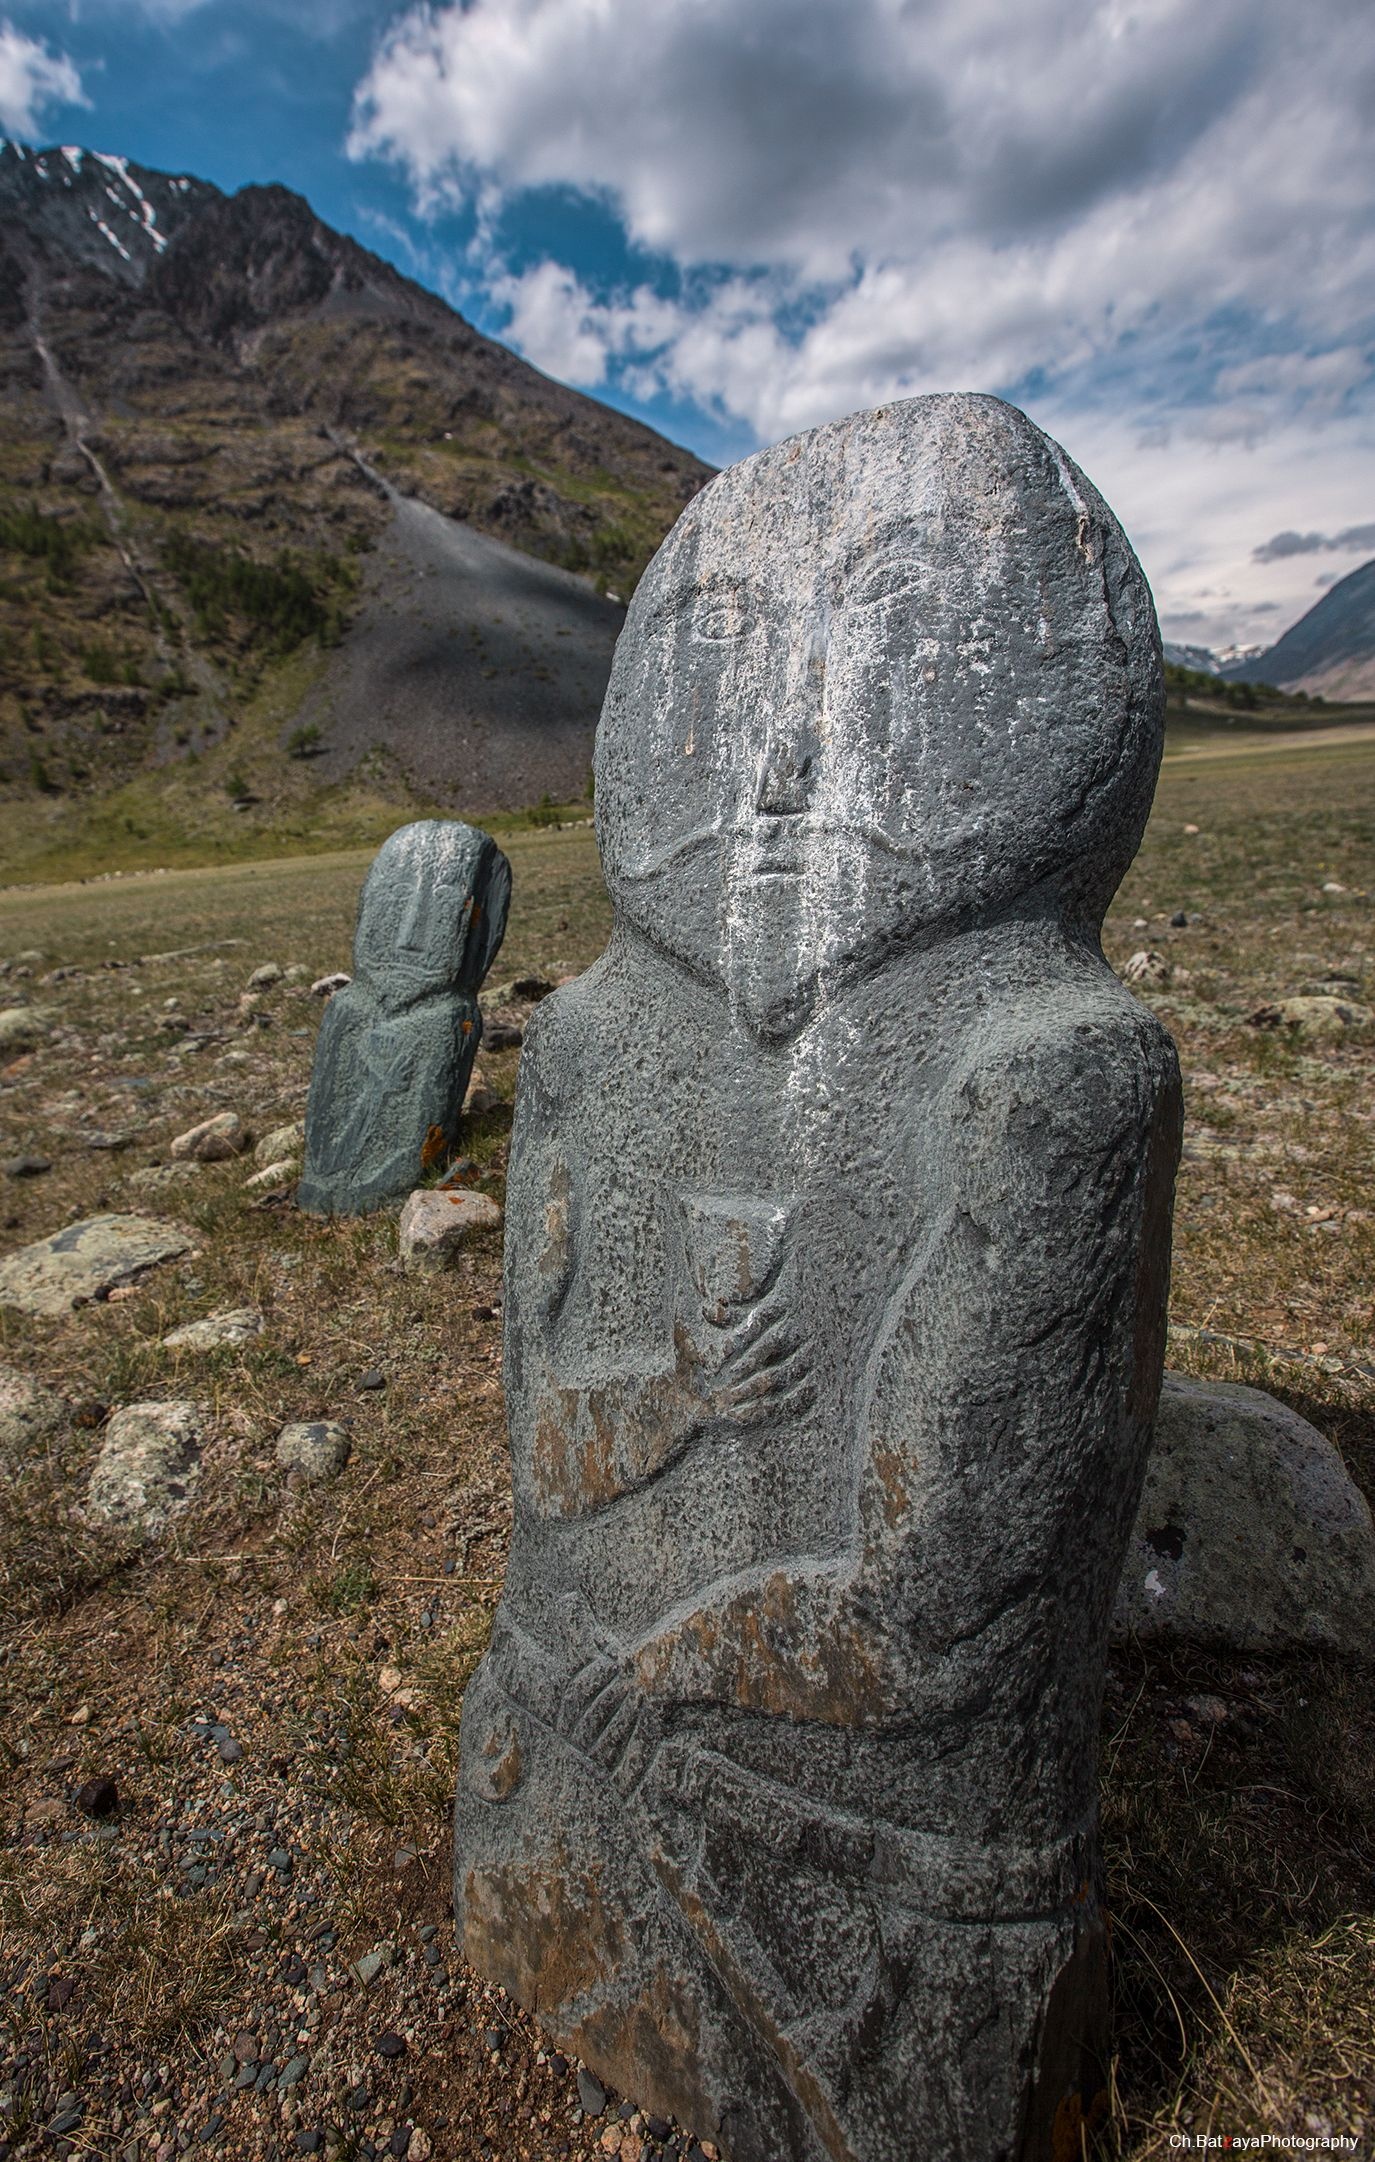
[506,961,607,1109]
[946,967,1180,1168]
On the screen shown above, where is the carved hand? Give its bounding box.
[689,1282,816,1423]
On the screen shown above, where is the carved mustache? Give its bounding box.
[613,818,920,884]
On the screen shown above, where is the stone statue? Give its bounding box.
[298,820,510,1216]
[454,395,1182,2161]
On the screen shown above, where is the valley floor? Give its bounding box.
[0,747,1371,2161]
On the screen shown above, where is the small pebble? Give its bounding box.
[578,2070,607,2117]
[375,2033,406,2061]
[74,1775,119,1818]
[358,1368,386,1392]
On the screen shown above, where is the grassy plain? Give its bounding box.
[0,737,1371,2159]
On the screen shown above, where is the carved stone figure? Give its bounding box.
[298,821,510,1216]
[454,395,1182,2161]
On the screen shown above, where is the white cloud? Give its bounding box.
[349,0,1375,646]
[0,20,87,136]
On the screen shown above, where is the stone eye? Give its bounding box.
[695,597,758,642]
[848,561,919,609]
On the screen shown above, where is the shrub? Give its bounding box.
[165,534,336,656]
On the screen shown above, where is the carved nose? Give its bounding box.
[755,742,814,816]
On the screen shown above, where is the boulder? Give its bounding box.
[255,1121,304,1167]
[244,1159,296,1190]
[170,1111,250,1162]
[1114,1371,1375,1656]
[1121,950,1170,986]
[275,1420,352,1481]
[0,1214,192,1317]
[1276,994,1371,1036]
[398,1187,503,1269]
[0,1005,54,1054]
[87,1400,203,1535]
[163,1308,263,1351]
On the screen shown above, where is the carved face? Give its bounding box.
[352,821,510,1005]
[596,394,1161,1038]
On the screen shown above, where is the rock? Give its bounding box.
[245,1159,297,1190]
[1276,994,1372,1036]
[310,972,351,999]
[87,1400,203,1534]
[398,1188,503,1269]
[484,1021,524,1051]
[248,963,284,989]
[3,1153,52,1178]
[1121,950,1170,986]
[358,1368,386,1392]
[454,395,1181,2160]
[170,1111,250,1162]
[1169,909,1188,927]
[1114,1372,1375,1655]
[75,1776,119,1818]
[126,1162,201,1194]
[0,1363,65,1464]
[0,1214,193,1317]
[275,1420,352,1482]
[163,1308,264,1351]
[577,2071,608,2118]
[375,2034,406,2061]
[298,823,511,1217]
[352,1944,394,1986]
[256,1121,305,1166]
[0,1005,54,1054]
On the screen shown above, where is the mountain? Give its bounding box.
[1225,559,1375,699]
[1162,641,1222,673]
[0,140,712,850]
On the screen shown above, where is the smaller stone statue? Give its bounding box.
[298,821,510,1216]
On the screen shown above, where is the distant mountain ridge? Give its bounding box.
[0,138,712,840]
[1223,559,1375,700]
[1165,566,1375,699]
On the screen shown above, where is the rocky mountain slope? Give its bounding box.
[0,141,711,843]
[1225,559,1375,700]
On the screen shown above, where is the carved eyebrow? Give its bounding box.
[642,574,763,629]
[834,525,922,585]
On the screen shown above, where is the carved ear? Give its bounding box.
[470,843,512,987]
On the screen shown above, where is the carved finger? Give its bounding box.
[720,1344,812,1409]
[571,1672,630,1754]
[717,1287,791,1354]
[587,1690,641,1772]
[561,1653,617,1733]
[720,1314,799,1382]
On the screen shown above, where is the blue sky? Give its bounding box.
[3,0,1373,653]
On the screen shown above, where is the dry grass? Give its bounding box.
[0,740,1371,2156]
